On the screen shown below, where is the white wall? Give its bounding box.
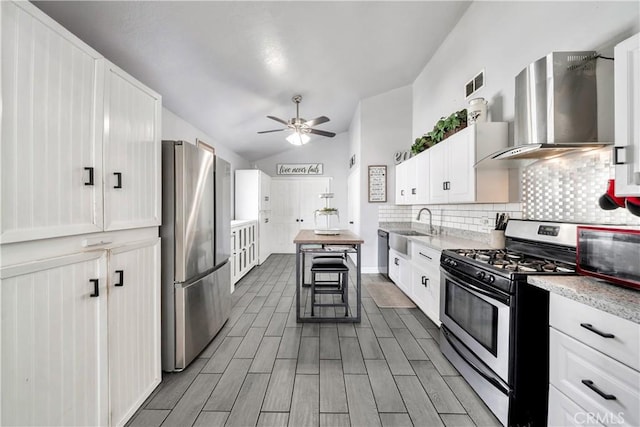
[351,85,413,272]
[413,1,640,139]
[253,132,350,228]
[162,107,252,218]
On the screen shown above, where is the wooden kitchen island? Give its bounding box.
[294,229,364,323]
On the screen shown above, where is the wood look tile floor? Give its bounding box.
[128,255,500,427]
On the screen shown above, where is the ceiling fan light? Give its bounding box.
[286,132,310,146]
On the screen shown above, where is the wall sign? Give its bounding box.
[276,163,324,175]
[368,165,387,203]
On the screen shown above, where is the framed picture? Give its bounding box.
[368,165,387,203]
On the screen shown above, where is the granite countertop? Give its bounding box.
[528,275,640,324]
[379,225,491,251]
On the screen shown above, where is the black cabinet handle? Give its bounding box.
[613,146,626,165]
[421,276,426,286]
[411,188,416,195]
[394,258,399,266]
[89,279,99,297]
[419,252,432,260]
[401,190,404,196]
[442,182,446,190]
[581,380,616,400]
[84,167,94,186]
[296,219,299,222]
[113,172,122,189]
[300,219,304,222]
[580,323,615,338]
[349,221,354,224]
[115,270,124,287]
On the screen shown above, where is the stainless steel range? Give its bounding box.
[439,220,580,426]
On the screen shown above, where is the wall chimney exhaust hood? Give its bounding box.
[476,51,611,169]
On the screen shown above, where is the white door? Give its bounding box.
[260,172,272,211]
[103,62,161,231]
[0,251,109,426]
[447,131,475,203]
[270,180,300,253]
[614,33,640,196]
[107,239,161,427]
[428,143,448,204]
[1,1,104,243]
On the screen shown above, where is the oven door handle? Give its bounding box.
[445,272,510,306]
[442,328,509,395]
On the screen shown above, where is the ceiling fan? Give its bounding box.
[258,95,336,145]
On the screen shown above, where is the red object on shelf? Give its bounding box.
[598,179,627,210]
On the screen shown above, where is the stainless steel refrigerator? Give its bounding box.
[160,140,231,372]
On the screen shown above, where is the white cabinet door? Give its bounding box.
[428,143,448,204]
[1,1,104,243]
[395,161,408,204]
[103,62,161,231]
[260,172,272,211]
[107,239,161,427]
[258,212,271,264]
[614,33,640,196]
[347,168,360,234]
[0,251,109,426]
[447,130,475,203]
[414,151,430,204]
[404,157,417,204]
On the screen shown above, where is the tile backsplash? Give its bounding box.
[522,148,640,225]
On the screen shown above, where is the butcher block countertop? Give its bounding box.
[293,229,364,244]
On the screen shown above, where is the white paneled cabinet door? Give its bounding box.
[447,130,474,203]
[107,238,161,427]
[1,1,104,243]
[103,62,161,231]
[0,251,109,426]
[428,143,448,204]
[614,32,640,196]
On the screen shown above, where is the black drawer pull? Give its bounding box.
[394,258,399,266]
[89,279,99,297]
[84,167,94,186]
[114,172,122,189]
[419,252,432,260]
[580,323,615,338]
[581,380,617,400]
[115,270,124,287]
[411,188,416,195]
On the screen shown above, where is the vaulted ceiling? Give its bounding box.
[34,1,471,161]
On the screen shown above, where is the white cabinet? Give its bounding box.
[0,238,161,427]
[1,1,104,243]
[0,251,109,426]
[0,2,162,244]
[235,170,272,264]
[428,123,509,204]
[231,220,257,287]
[270,178,332,253]
[107,239,161,427]
[409,243,441,325]
[548,294,640,427]
[103,62,162,231]
[395,153,429,205]
[388,248,410,295]
[614,32,640,196]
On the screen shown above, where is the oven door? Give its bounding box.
[440,267,512,383]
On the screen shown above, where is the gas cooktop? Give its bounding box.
[451,249,575,273]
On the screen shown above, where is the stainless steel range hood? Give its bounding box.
[477,51,611,168]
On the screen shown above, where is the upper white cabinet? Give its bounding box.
[395,153,429,205]
[0,2,162,244]
[235,169,272,216]
[429,123,509,204]
[1,1,104,243]
[103,62,162,231]
[614,32,640,197]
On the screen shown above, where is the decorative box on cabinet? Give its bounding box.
[0,237,161,427]
[614,32,640,197]
[548,293,640,427]
[428,123,509,204]
[231,220,258,287]
[0,2,162,244]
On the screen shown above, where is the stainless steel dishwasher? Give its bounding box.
[377,229,389,279]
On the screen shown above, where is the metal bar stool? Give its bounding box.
[310,257,349,317]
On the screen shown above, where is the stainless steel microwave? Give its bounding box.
[576,226,640,290]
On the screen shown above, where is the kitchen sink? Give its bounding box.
[389,230,431,255]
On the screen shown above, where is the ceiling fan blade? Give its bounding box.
[267,115,289,126]
[304,116,330,127]
[257,128,286,134]
[309,128,336,138]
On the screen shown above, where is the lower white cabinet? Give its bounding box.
[231,220,257,287]
[0,237,161,426]
[389,242,441,326]
[548,294,640,427]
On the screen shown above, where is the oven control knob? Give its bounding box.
[476,271,485,280]
[487,275,495,283]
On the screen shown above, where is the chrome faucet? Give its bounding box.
[416,207,436,235]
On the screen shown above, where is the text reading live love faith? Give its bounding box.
[277,163,324,175]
